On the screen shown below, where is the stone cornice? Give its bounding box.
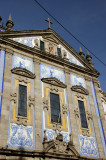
[41,77,67,88]
[11,67,35,79]
[71,85,89,95]
[0,148,103,160]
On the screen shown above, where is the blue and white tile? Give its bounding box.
[70,74,86,88]
[79,135,99,158]
[40,64,65,83]
[12,36,41,48]
[8,123,35,149]
[12,54,34,73]
[0,49,5,93]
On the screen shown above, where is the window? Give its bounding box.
[40,40,44,51]
[18,84,27,117]
[50,92,61,123]
[57,48,62,58]
[78,100,88,128]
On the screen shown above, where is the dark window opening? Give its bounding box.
[18,85,27,117]
[57,48,62,58]
[40,40,44,51]
[50,92,61,123]
[78,100,88,128]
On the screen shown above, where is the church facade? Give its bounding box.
[0,16,106,160]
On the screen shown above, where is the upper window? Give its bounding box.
[18,84,27,117]
[78,100,88,128]
[40,40,44,51]
[57,48,62,58]
[50,92,61,123]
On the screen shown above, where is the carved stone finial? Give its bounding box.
[79,47,85,58]
[86,50,94,67]
[6,13,14,31]
[45,18,53,29]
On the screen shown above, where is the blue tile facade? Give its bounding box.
[0,49,5,118]
[70,74,86,88]
[0,49,5,93]
[91,81,106,157]
[40,63,65,83]
[79,135,99,158]
[12,54,34,73]
[13,37,41,48]
[7,54,35,149]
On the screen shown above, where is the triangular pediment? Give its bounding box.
[0,29,99,76]
[41,77,67,88]
[71,85,89,95]
[11,67,36,79]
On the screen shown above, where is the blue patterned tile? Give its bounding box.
[46,129,55,141]
[8,123,35,149]
[40,64,65,83]
[70,74,86,88]
[79,135,99,158]
[13,37,41,48]
[0,49,5,93]
[12,54,34,73]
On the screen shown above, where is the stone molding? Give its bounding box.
[41,77,67,88]
[11,67,36,79]
[71,85,89,95]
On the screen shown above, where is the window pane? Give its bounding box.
[57,48,62,58]
[50,93,61,123]
[40,40,44,51]
[18,85,27,117]
[78,100,88,128]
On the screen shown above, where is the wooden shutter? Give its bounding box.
[57,48,62,58]
[78,100,88,128]
[18,85,27,117]
[50,93,61,123]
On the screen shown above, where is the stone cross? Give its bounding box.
[45,18,53,29]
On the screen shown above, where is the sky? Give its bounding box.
[0,0,106,92]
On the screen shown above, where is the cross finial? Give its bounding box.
[45,18,53,29]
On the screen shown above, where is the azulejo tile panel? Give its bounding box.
[79,135,99,158]
[12,36,41,48]
[0,49,5,93]
[70,74,86,88]
[58,44,83,67]
[46,129,69,143]
[40,64,65,83]
[12,54,34,73]
[8,123,35,149]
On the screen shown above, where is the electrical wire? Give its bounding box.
[34,0,106,67]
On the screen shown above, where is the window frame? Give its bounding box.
[50,92,61,124]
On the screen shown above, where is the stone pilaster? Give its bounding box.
[86,78,105,158]
[64,70,79,152]
[34,58,43,150]
[0,48,13,148]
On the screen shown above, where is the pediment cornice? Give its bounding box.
[71,85,89,95]
[41,77,67,88]
[11,67,35,79]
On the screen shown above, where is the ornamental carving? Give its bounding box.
[43,132,79,156]
[41,77,67,88]
[71,85,89,95]
[11,67,36,79]
[10,92,17,103]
